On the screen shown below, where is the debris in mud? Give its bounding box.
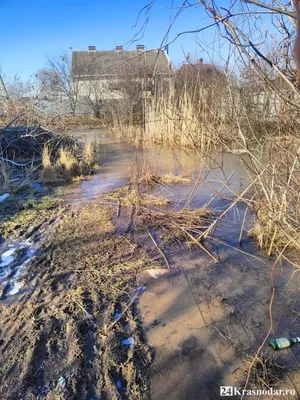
[136,207,214,245]
[0,193,9,203]
[8,280,24,295]
[117,379,123,389]
[121,337,135,348]
[248,355,287,390]
[269,336,300,350]
[113,303,122,319]
[0,248,15,267]
[1,248,15,258]
[57,375,67,390]
[0,203,156,399]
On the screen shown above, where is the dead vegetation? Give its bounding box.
[135,208,213,244]
[40,141,95,184]
[104,186,169,207]
[247,354,287,390]
[239,137,300,255]
[0,120,96,192]
[0,203,159,400]
[129,160,190,187]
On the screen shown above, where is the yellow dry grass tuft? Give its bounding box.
[82,141,95,167]
[40,144,94,183]
[104,186,169,207]
[58,147,79,175]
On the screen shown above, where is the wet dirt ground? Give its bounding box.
[1,129,300,400]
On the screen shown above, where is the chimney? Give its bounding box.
[199,58,203,64]
[88,46,96,51]
[136,44,145,51]
[116,45,123,51]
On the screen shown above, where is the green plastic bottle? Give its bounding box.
[269,337,300,350]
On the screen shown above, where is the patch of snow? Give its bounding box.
[0,255,14,267]
[8,281,24,295]
[2,248,15,258]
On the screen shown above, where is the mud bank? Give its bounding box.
[0,203,160,400]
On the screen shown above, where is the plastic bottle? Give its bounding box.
[269,337,300,350]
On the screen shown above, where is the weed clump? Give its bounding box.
[247,355,287,390]
[104,186,169,207]
[135,208,213,244]
[40,142,96,184]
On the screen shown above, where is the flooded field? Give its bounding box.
[0,128,300,399]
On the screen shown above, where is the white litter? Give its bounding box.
[2,249,15,258]
[0,255,14,267]
[0,193,9,203]
[8,281,24,295]
[121,337,135,348]
[57,376,66,389]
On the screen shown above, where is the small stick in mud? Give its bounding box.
[116,197,121,218]
[73,299,97,327]
[148,231,171,269]
[104,287,145,334]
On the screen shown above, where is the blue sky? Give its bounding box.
[0,0,222,81]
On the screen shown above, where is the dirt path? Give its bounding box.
[0,203,160,400]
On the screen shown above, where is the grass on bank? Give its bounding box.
[40,141,96,184]
[0,195,63,238]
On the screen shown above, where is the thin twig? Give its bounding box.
[148,231,171,269]
[104,288,143,334]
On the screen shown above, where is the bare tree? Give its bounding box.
[37,52,79,115]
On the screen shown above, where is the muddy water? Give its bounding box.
[64,129,248,207]
[62,128,253,247]
[64,129,300,397]
[0,128,250,300]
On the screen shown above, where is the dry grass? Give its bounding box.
[110,83,233,150]
[104,186,169,207]
[129,160,190,186]
[135,208,213,242]
[160,173,190,184]
[82,141,95,167]
[144,88,227,149]
[40,142,96,184]
[130,161,160,186]
[242,138,300,255]
[35,115,105,133]
[40,145,58,183]
[58,147,79,173]
[0,162,11,191]
[248,355,287,390]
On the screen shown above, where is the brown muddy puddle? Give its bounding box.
[63,128,249,207]
[63,129,255,251]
